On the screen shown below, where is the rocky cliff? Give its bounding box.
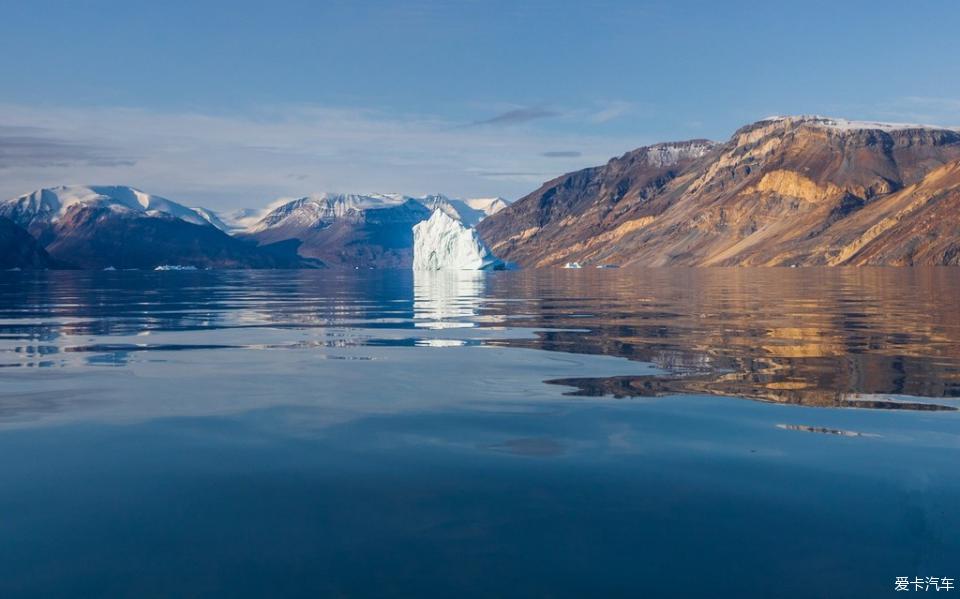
[477,116,960,266]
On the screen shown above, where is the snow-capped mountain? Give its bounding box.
[463,197,509,217]
[247,193,408,233]
[240,193,431,268]
[414,194,487,227]
[412,194,509,225]
[218,208,272,232]
[759,114,960,133]
[0,185,212,232]
[190,206,233,232]
[0,185,310,269]
[237,191,510,268]
[244,192,509,234]
[0,185,510,270]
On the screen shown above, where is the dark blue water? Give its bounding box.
[1,269,958,597]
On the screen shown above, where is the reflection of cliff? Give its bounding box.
[483,268,960,410]
[4,268,959,411]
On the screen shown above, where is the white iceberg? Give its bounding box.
[412,210,503,271]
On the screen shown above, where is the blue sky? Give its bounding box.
[1,0,959,209]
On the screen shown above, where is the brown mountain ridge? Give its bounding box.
[477,116,960,266]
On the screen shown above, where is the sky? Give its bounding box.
[1,0,959,210]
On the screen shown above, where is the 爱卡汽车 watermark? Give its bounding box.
[896,577,955,592]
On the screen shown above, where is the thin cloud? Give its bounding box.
[0,102,642,209]
[541,151,582,158]
[862,97,960,127]
[899,96,960,111]
[0,128,136,169]
[589,101,633,124]
[477,171,550,178]
[470,107,558,126]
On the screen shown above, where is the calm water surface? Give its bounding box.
[1,268,959,597]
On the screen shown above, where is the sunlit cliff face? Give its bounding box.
[479,116,960,268]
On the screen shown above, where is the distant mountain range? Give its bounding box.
[477,116,960,266]
[0,186,508,269]
[238,193,507,268]
[5,115,960,269]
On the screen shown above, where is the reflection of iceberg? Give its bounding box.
[413,210,503,270]
[414,270,485,329]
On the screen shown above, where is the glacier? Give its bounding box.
[412,210,503,271]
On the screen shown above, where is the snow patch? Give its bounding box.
[641,141,716,167]
[248,191,508,234]
[761,115,959,133]
[191,207,232,232]
[0,185,211,228]
[464,196,510,216]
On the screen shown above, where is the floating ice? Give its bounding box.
[412,210,503,271]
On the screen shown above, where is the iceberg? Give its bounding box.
[412,210,503,271]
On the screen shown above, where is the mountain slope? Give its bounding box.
[0,217,57,269]
[804,159,960,265]
[0,185,212,243]
[191,206,234,232]
[0,186,312,269]
[44,205,308,269]
[478,116,960,266]
[241,192,506,268]
[243,194,431,268]
[476,140,717,266]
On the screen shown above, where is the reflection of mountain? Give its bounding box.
[413,270,485,329]
[4,269,959,411]
[482,268,960,410]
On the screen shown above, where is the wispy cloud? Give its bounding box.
[0,127,136,169]
[860,96,960,126]
[475,171,549,178]
[0,103,644,209]
[470,107,558,126]
[541,150,582,158]
[897,96,960,111]
[589,101,633,124]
